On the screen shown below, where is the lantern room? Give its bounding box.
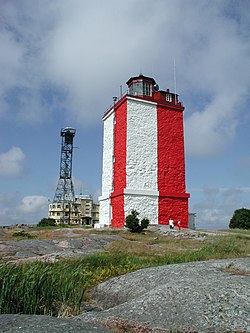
[127,74,156,97]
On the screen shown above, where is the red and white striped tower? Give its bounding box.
[99,74,190,228]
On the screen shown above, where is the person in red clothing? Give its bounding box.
[177,220,181,231]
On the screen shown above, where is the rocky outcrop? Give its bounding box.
[0,314,113,333]
[77,258,250,332]
[0,229,249,332]
[0,258,249,332]
[0,233,121,263]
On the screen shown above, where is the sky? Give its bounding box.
[0,0,250,229]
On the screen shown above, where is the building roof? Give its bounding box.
[126,74,156,86]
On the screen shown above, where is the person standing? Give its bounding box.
[169,218,174,230]
[177,220,181,231]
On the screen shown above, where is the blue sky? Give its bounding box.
[0,0,250,229]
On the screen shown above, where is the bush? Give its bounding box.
[229,208,250,229]
[125,210,149,233]
[12,231,35,239]
[37,218,56,227]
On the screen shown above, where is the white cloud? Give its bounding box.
[0,30,23,87]
[0,1,60,123]
[42,0,162,124]
[190,186,250,229]
[0,193,48,225]
[0,147,25,176]
[0,0,249,154]
[185,93,239,156]
[175,2,250,156]
[17,195,48,214]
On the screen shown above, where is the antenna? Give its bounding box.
[151,63,155,78]
[174,58,177,104]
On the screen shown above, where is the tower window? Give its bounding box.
[128,80,153,97]
[129,81,143,96]
[143,82,152,96]
[166,94,172,102]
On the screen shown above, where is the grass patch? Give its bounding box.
[12,231,36,239]
[0,232,249,317]
[199,235,244,259]
[0,253,144,316]
[218,228,250,235]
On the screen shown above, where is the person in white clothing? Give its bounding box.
[169,218,174,230]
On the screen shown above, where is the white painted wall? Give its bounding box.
[99,110,114,225]
[126,98,158,191]
[101,111,114,195]
[99,197,112,226]
[125,98,158,224]
[100,97,159,227]
[124,193,158,225]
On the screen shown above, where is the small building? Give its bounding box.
[48,195,99,226]
[188,213,196,230]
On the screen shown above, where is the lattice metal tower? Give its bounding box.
[53,127,76,204]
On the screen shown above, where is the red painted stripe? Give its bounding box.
[111,99,127,227]
[157,104,189,227]
[159,192,190,199]
[158,197,189,228]
[110,195,125,228]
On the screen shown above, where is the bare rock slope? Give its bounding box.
[77,258,250,332]
[0,232,121,263]
[0,229,249,332]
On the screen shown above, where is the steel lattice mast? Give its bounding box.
[53,127,76,204]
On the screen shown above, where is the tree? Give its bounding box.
[125,210,150,233]
[229,208,250,229]
[38,218,56,227]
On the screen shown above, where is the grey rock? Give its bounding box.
[1,230,249,332]
[0,234,121,263]
[0,314,113,333]
[77,258,250,332]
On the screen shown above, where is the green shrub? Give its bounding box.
[12,231,35,239]
[229,208,250,229]
[125,210,149,233]
[37,218,56,227]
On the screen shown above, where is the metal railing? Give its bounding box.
[104,89,128,116]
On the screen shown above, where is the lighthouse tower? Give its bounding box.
[99,74,190,228]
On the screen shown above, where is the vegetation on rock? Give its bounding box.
[37,218,56,227]
[12,231,35,239]
[0,227,249,317]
